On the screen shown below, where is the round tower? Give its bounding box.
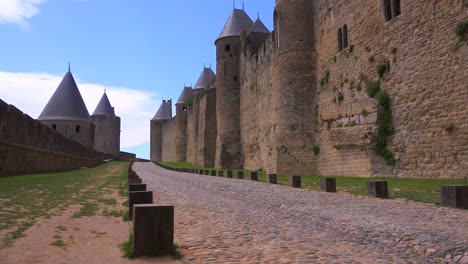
[91,92,121,157]
[150,99,172,162]
[38,65,95,150]
[215,7,253,169]
[271,0,318,175]
[174,86,192,162]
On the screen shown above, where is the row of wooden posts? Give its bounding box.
[155,163,468,209]
[127,163,175,257]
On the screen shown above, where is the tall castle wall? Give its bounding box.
[161,118,176,162]
[0,99,102,176]
[314,0,467,178]
[186,91,200,164]
[197,86,217,168]
[92,115,120,157]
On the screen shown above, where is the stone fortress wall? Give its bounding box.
[0,99,103,176]
[153,0,467,179]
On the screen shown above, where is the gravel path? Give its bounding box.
[134,162,468,264]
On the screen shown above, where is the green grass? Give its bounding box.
[160,162,467,205]
[50,239,66,248]
[0,161,130,246]
[56,225,67,232]
[119,233,134,258]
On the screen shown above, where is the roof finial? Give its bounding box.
[68,62,71,72]
[209,63,212,69]
[243,2,245,10]
[258,12,260,19]
[233,0,235,9]
[204,62,206,68]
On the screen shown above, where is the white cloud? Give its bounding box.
[0,71,162,149]
[0,0,46,27]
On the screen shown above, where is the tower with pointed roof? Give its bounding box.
[91,92,121,157]
[215,6,253,169]
[38,66,95,149]
[150,99,172,162]
[174,85,192,161]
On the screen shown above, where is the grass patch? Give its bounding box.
[103,210,126,218]
[56,225,67,232]
[119,233,134,258]
[72,202,99,218]
[50,239,66,248]
[98,198,117,205]
[122,211,130,222]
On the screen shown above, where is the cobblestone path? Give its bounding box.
[134,162,468,264]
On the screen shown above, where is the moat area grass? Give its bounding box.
[160,161,468,205]
[0,162,129,247]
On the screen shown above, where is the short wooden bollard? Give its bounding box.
[367,181,388,198]
[204,170,209,175]
[218,171,224,177]
[320,178,336,193]
[129,178,142,185]
[129,183,147,192]
[198,169,203,175]
[227,171,233,178]
[128,172,138,179]
[129,191,153,220]
[289,176,301,188]
[237,171,244,179]
[133,205,174,257]
[267,174,277,184]
[210,170,216,176]
[441,185,468,209]
[251,172,258,181]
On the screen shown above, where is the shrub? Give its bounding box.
[313,145,320,155]
[324,69,330,83]
[445,123,456,133]
[361,109,369,116]
[337,92,344,102]
[366,79,381,98]
[455,21,468,42]
[374,90,395,165]
[377,63,387,78]
[368,56,375,62]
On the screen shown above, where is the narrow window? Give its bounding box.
[343,24,349,49]
[393,0,401,17]
[274,12,280,48]
[384,0,392,21]
[52,124,56,130]
[225,44,230,52]
[338,28,343,51]
[234,76,237,82]
[76,125,80,133]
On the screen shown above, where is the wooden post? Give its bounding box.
[129,191,153,220]
[227,171,233,178]
[367,181,388,199]
[289,176,301,188]
[210,170,216,176]
[133,205,174,257]
[237,171,244,179]
[250,172,258,181]
[320,178,336,193]
[129,178,142,185]
[218,171,224,177]
[441,185,468,209]
[129,183,147,192]
[267,174,277,184]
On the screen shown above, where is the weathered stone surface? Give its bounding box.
[129,191,153,220]
[367,181,388,199]
[129,183,147,192]
[250,172,258,181]
[320,178,336,193]
[289,176,301,188]
[133,205,174,257]
[441,186,468,209]
[267,174,277,184]
[128,178,142,185]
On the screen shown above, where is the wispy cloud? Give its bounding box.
[0,71,162,149]
[0,0,46,28]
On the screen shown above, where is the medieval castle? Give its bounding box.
[150,0,467,179]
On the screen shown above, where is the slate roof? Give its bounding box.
[38,69,91,123]
[249,18,270,35]
[93,92,116,116]
[194,67,216,90]
[151,100,172,120]
[217,8,253,41]
[176,86,193,105]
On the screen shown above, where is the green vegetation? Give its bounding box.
[455,21,468,42]
[119,233,134,258]
[184,94,193,106]
[445,123,456,133]
[361,109,369,116]
[50,239,66,248]
[56,225,67,232]
[313,145,320,155]
[377,63,387,78]
[374,90,396,165]
[0,162,130,247]
[391,47,398,55]
[366,79,381,98]
[337,92,344,103]
[368,55,375,62]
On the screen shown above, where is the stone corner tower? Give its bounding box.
[271,0,318,175]
[174,86,192,161]
[215,7,253,169]
[37,65,95,150]
[91,92,121,157]
[150,99,172,162]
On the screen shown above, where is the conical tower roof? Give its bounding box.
[93,92,115,116]
[194,67,216,90]
[38,67,91,123]
[217,8,253,41]
[249,18,270,35]
[176,86,193,105]
[151,100,172,120]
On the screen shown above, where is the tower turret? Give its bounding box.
[91,91,121,157]
[271,0,318,175]
[38,66,95,149]
[150,99,172,162]
[215,7,253,169]
[174,86,192,162]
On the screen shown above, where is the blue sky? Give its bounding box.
[0,0,274,159]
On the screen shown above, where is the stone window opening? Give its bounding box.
[76,125,80,133]
[183,107,187,112]
[225,44,230,52]
[337,28,343,51]
[337,25,349,52]
[52,124,56,130]
[274,12,280,48]
[343,24,349,49]
[384,0,401,22]
[234,76,237,82]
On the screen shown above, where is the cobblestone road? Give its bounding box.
[134,162,468,264]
